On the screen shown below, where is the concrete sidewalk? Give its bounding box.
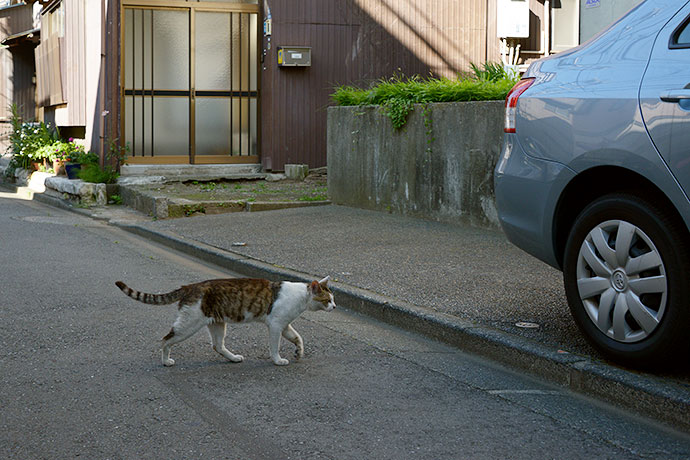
[6,182,690,434]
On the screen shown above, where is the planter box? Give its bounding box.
[327,101,504,229]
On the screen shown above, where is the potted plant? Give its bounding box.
[35,141,65,175]
[46,141,71,175]
[17,121,57,171]
[63,144,98,179]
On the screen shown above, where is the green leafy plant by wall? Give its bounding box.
[5,104,103,176]
[108,137,130,167]
[42,140,93,163]
[470,62,514,82]
[76,138,128,184]
[77,163,119,184]
[331,62,518,129]
[70,149,99,165]
[7,104,60,169]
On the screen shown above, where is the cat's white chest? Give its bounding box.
[269,282,309,322]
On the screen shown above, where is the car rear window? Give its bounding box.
[672,16,690,47]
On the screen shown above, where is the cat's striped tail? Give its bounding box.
[115,281,183,305]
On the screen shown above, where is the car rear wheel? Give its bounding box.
[563,193,690,367]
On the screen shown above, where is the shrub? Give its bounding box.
[108,194,123,205]
[4,104,102,173]
[470,61,516,82]
[331,63,519,129]
[35,140,77,163]
[17,122,57,160]
[7,104,59,168]
[69,149,99,165]
[77,163,119,184]
[108,137,129,166]
[77,137,129,184]
[75,141,119,183]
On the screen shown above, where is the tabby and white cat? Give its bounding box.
[115,276,335,366]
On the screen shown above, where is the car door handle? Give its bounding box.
[660,90,690,102]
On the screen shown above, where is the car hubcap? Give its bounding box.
[576,220,667,343]
[611,269,628,292]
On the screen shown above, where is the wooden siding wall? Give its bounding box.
[34,40,49,106]
[104,0,120,160]
[35,12,64,107]
[35,36,64,106]
[37,0,87,126]
[0,44,11,120]
[0,3,36,121]
[5,47,36,120]
[0,120,10,154]
[261,0,497,171]
[62,0,86,126]
[0,3,33,39]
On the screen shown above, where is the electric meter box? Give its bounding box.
[278,47,311,67]
[496,0,530,38]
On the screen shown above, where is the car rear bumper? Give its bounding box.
[494,135,575,270]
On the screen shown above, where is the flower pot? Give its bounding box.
[31,159,49,172]
[65,163,81,179]
[53,159,66,176]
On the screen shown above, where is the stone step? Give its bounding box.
[120,164,265,182]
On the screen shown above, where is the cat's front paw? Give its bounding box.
[273,357,289,366]
[294,348,304,360]
[163,358,175,367]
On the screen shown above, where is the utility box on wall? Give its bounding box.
[278,46,311,67]
[496,0,529,38]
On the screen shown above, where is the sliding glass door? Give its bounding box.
[122,2,259,164]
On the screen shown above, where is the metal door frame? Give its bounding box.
[120,0,260,165]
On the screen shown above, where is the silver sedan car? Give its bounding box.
[494,0,690,367]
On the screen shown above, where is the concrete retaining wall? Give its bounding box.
[327,101,504,228]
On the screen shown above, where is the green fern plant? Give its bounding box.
[77,163,119,184]
[330,63,518,130]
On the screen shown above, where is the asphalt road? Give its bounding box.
[2,194,690,459]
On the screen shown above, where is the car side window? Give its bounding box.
[671,16,690,47]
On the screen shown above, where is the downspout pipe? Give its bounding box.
[99,0,106,165]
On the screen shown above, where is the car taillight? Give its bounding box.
[504,78,534,133]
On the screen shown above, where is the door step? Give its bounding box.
[120,164,264,182]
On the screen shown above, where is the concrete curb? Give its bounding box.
[115,222,690,434]
[166,199,332,217]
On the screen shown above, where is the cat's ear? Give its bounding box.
[319,275,330,286]
[310,280,322,294]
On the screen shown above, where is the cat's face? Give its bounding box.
[308,277,336,312]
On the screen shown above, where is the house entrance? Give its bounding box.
[122,1,259,164]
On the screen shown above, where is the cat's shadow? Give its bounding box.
[152,356,305,376]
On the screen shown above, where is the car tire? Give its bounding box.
[563,193,690,368]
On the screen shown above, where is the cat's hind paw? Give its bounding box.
[273,358,289,366]
[294,349,304,360]
[163,358,175,367]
